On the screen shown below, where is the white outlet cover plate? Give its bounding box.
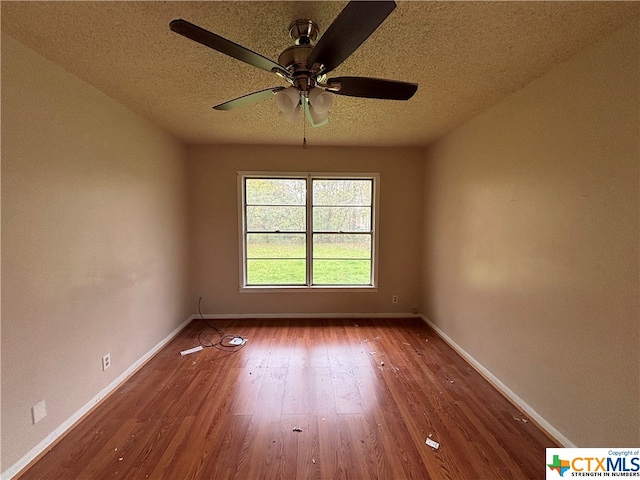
[102,354,111,370]
[32,400,46,424]
[229,337,246,346]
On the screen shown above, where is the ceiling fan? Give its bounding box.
[169,0,418,127]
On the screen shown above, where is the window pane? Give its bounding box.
[313,234,371,258]
[313,259,371,285]
[247,259,306,285]
[241,174,377,288]
[247,234,306,258]
[313,179,372,206]
[246,178,306,205]
[313,206,371,232]
[246,206,306,231]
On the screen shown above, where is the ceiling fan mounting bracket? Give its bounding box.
[288,19,319,45]
[322,81,342,93]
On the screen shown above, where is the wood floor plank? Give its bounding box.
[309,366,336,416]
[203,414,253,480]
[331,368,365,415]
[226,367,264,416]
[16,318,559,480]
[282,366,312,415]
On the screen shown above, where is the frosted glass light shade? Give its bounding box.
[308,87,334,114]
[275,86,300,114]
[308,106,329,124]
[280,104,300,123]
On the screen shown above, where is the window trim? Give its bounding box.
[238,171,380,292]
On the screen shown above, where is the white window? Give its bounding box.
[239,173,379,289]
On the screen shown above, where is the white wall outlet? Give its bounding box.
[392,295,399,304]
[32,400,46,424]
[102,353,111,371]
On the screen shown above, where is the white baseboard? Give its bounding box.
[420,315,576,448]
[1,316,192,480]
[189,312,420,320]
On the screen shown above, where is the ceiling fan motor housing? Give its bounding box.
[278,19,324,92]
[278,44,315,91]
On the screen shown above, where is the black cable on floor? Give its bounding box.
[196,297,247,353]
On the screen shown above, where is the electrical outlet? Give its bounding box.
[392,295,398,304]
[32,400,46,424]
[102,353,111,371]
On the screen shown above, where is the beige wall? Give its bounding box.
[1,34,191,470]
[188,145,424,315]
[421,21,639,446]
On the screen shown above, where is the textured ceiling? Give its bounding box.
[2,1,638,147]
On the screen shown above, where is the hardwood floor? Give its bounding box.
[18,317,559,479]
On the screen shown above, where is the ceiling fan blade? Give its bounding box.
[307,1,396,75]
[170,19,288,75]
[213,87,285,111]
[327,76,417,100]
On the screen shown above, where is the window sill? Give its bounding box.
[239,286,379,293]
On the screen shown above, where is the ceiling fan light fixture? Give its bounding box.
[275,86,300,114]
[308,87,334,114]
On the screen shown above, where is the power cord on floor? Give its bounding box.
[196,297,247,353]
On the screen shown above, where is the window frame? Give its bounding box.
[238,171,380,292]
